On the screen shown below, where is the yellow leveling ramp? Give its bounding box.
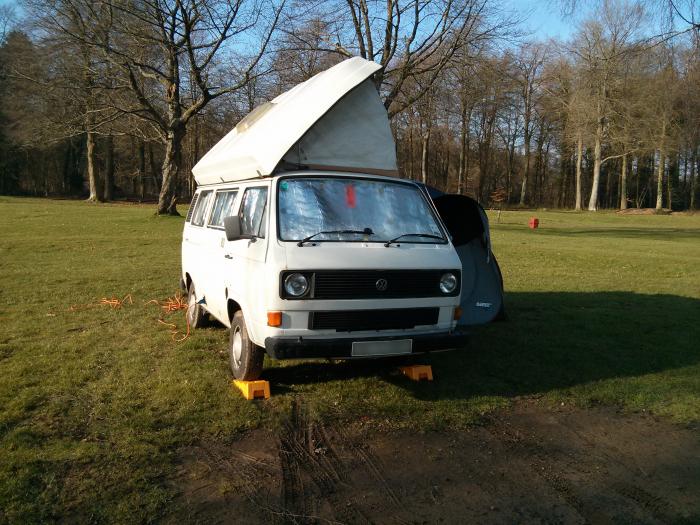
[399,365,433,382]
[233,379,271,400]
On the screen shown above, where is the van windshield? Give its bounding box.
[277,177,446,243]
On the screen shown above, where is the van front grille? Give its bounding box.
[310,269,460,299]
[309,308,440,332]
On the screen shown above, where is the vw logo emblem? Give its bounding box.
[375,278,388,291]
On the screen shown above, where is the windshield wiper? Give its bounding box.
[384,233,444,247]
[297,228,374,247]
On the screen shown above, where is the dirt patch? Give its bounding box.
[170,400,700,524]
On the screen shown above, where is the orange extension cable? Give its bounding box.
[149,293,191,342]
[68,292,191,342]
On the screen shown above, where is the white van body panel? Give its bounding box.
[181,173,467,354]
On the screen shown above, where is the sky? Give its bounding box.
[504,0,577,41]
[0,0,582,42]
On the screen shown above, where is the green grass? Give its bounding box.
[1,197,699,522]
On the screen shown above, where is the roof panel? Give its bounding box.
[192,57,394,186]
[192,57,395,185]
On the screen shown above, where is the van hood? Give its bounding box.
[192,57,398,186]
[282,242,461,271]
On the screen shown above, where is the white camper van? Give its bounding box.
[181,58,502,381]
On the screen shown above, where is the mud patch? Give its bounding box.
[171,400,700,524]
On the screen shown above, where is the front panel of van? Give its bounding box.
[249,173,466,357]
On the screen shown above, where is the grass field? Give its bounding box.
[1,197,699,523]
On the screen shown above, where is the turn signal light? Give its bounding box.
[453,307,463,320]
[267,311,282,327]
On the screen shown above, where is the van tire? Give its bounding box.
[187,282,207,329]
[229,311,264,381]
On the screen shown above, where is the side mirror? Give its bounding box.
[223,216,242,241]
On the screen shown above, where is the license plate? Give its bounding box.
[351,339,412,357]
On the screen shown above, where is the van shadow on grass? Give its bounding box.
[263,292,700,402]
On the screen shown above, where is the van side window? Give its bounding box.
[239,187,268,238]
[209,190,238,228]
[185,193,199,222]
[191,190,213,226]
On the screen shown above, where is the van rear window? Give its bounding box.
[209,190,238,228]
[191,190,213,226]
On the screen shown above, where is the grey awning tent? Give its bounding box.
[421,185,505,326]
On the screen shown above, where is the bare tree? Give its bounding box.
[644,54,681,209]
[541,55,590,210]
[48,0,284,214]
[569,0,644,210]
[514,43,547,206]
[288,0,511,118]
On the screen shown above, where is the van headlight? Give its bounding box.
[284,273,309,297]
[440,272,457,294]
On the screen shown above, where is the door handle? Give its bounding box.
[224,254,233,259]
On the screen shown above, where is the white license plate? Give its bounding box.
[351,339,412,357]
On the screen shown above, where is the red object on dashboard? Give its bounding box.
[345,184,356,208]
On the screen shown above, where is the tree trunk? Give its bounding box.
[457,104,469,195]
[519,138,530,206]
[691,148,697,210]
[656,120,666,211]
[190,121,199,197]
[138,140,146,201]
[533,127,545,206]
[157,127,185,215]
[656,150,665,210]
[507,132,516,203]
[420,127,431,186]
[519,171,528,206]
[575,133,583,211]
[667,154,677,211]
[442,136,450,191]
[148,143,160,196]
[104,135,114,201]
[588,119,603,211]
[520,93,532,206]
[558,148,569,208]
[85,130,100,202]
[407,125,414,180]
[61,141,73,195]
[619,153,628,210]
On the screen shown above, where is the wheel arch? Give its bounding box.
[227,298,242,323]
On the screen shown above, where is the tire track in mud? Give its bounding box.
[180,442,289,524]
[277,399,400,524]
[330,425,401,507]
[613,482,673,523]
[278,400,316,523]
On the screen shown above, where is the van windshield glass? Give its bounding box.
[278,177,445,243]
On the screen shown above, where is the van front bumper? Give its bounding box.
[264,331,469,360]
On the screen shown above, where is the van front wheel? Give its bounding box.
[229,311,264,381]
[187,282,207,329]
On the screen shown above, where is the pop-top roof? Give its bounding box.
[192,57,398,185]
